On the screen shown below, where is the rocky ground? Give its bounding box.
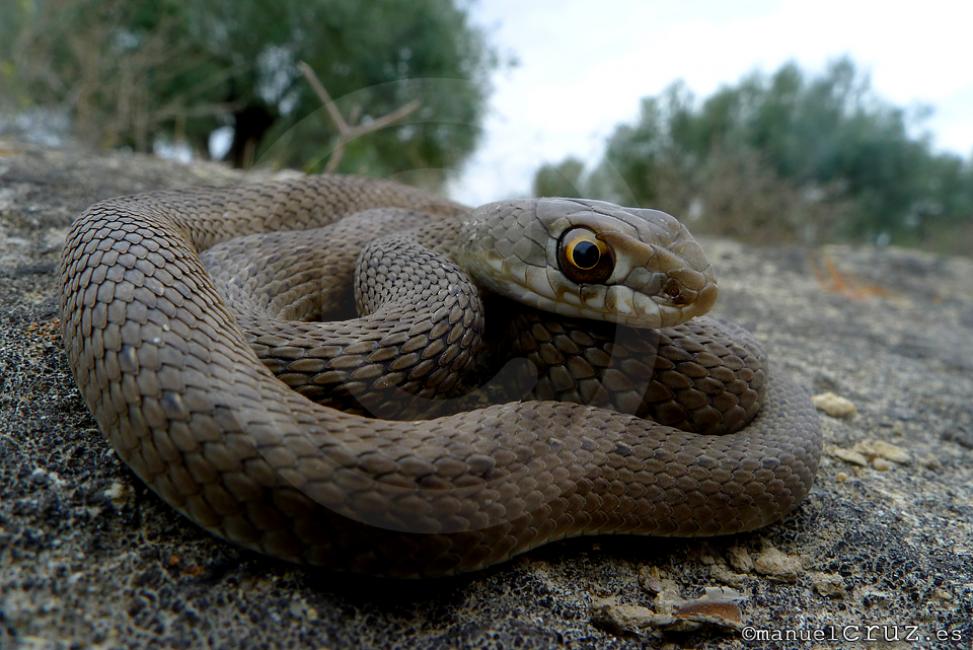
[1,139,971,649]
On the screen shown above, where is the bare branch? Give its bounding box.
[298,60,421,173]
[347,99,420,138]
[298,60,350,135]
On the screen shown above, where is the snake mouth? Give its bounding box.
[492,268,718,330]
[581,229,718,328]
[593,277,718,328]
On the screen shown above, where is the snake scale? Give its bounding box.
[58,174,821,577]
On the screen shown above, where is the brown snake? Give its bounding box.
[58,174,821,577]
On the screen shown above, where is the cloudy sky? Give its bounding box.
[447,0,973,204]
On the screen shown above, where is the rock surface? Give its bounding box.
[1,139,971,648]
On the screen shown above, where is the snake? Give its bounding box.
[58,174,821,577]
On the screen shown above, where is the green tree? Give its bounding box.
[1,0,498,182]
[531,157,586,197]
[546,58,973,250]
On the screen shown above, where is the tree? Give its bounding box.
[531,157,586,197]
[543,58,973,250]
[1,0,498,182]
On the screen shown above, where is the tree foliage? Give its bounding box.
[542,59,973,250]
[1,0,498,182]
[531,157,585,197]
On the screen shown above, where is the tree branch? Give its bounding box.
[298,60,421,173]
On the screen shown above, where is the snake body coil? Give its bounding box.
[59,174,821,577]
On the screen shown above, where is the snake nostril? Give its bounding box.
[663,278,684,303]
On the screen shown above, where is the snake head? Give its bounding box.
[460,198,718,328]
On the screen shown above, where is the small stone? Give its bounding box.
[638,566,665,594]
[727,545,754,573]
[637,567,681,603]
[931,588,953,603]
[871,457,892,471]
[590,597,664,635]
[811,572,845,598]
[708,564,746,587]
[753,544,802,582]
[853,439,911,465]
[835,471,849,482]
[591,586,745,636]
[104,481,133,508]
[827,445,869,467]
[812,392,857,418]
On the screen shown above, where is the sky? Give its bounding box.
[446,0,973,204]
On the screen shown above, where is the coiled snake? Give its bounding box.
[58,174,821,577]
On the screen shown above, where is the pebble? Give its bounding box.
[827,445,869,467]
[726,545,754,573]
[828,439,911,470]
[853,439,911,465]
[753,544,802,582]
[811,572,846,598]
[812,391,857,418]
[104,481,133,508]
[591,586,745,636]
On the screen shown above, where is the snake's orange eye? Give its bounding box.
[558,228,614,284]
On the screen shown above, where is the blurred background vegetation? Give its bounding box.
[0,0,498,183]
[535,59,973,251]
[1,1,971,254]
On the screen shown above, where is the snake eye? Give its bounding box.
[558,228,615,284]
[569,239,601,269]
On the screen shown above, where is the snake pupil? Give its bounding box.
[572,240,600,269]
[558,228,615,285]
